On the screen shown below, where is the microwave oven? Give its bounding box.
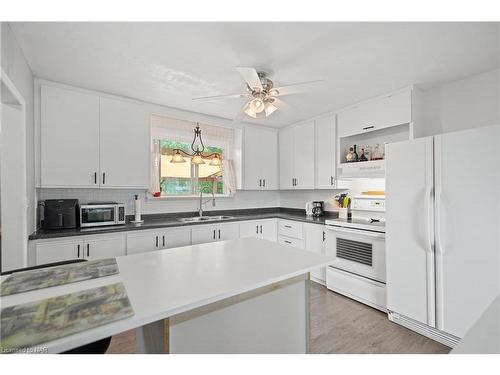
[80,202,126,227]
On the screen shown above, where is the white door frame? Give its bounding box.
[0,67,28,271]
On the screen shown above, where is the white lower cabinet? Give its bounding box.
[84,234,126,261]
[278,236,305,249]
[127,228,191,255]
[304,223,326,284]
[239,219,277,242]
[191,223,240,245]
[35,238,84,265]
[34,233,126,265]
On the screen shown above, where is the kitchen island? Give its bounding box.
[1,238,333,353]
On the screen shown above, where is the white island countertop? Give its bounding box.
[1,238,333,353]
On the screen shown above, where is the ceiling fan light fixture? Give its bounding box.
[249,98,265,113]
[264,101,278,117]
[244,103,257,118]
[171,149,187,163]
[269,88,280,96]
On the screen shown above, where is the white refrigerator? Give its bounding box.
[385,124,500,347]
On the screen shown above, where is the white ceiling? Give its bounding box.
[9,22,500,127]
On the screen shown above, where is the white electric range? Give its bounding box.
[324,196,387,312]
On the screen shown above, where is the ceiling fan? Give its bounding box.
[192,67,323,120]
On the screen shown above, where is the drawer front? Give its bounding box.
[278,220,303,239]
[278,235,305,249]
[326,267,386,311]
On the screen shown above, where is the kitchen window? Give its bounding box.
[150,115,239,197]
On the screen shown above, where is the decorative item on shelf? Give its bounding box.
[364,145,371,161]
[153,191,161,198]
[359,148,368,162]
[353,144,359,162]
[346,147,356,162]
[170,123,222,166]
[371,143,384,160]
[130,195,144,224]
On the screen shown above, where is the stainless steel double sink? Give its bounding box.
[177,215,234,223]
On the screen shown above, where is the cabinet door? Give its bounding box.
[127,231,157,255]
[243,126,263,190]
[99,97,150,188]
[35,238,84,265]
[158,227,191,249]
[218,223,240,241]
[84,234,126,260]
[293,122,315,189]
[304,223,326,282]
[191,225,218,245]
[40,85,100,187]
[315,115,336,189]
[259,128,278,190]
[279,127,294,189]
[239,221,262,239]
[259,219,278,242]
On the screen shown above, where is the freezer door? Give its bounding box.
[435,124,500,338]
[386,136,435,326]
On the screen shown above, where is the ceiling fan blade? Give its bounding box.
[192,93,249,101]
[236,67,263,91]
[272,97,292,112]
[272,79,324,96]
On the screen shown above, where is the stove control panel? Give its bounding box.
[351,197,385,212]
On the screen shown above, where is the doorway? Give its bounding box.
[1,68,28,272]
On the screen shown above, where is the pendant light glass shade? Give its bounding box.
[171,150,186,163]
[209,154,221,166]
[264,101,278,117]
[191,153,205,165]
[249,98,265,113]
[244,103,257,118]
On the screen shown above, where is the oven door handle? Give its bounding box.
[325,226,385,239]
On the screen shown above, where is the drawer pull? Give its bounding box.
[284,225,292,228]
[284,240,292,244]
[363,125,375,131]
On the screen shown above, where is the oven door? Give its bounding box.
[325,225,386,283]
[80,205,117,227]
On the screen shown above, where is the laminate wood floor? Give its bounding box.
[106,282,450,354]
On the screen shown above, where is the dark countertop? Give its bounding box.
[29,207,337,240]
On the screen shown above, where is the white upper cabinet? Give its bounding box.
[39,84,151,189]
[337,89,412,138]
[279,126,294,189]
[40,85,100,187]
[279,121,315,189]
[243,126,278,190]
[99,97,150,189]
[315,115,336,189]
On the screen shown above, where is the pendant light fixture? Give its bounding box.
[170,123,222,166]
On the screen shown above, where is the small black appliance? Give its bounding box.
[43,199,79,229]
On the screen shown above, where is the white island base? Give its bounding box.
[137,274,310,354]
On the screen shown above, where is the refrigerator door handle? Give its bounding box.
[424,185,434,254]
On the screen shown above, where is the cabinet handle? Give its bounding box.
[162,235,165,247]
[284,240,292,244]
[94,172,97,184]
[77,244,80,258]
[263,179,266,187]
[87,243,90,257]
[295,178,298,187]
[218,229,221,239]
[260,225,263,234]
[284,225,292,228]
[363,125,375,131]
[102,172,106,185]
[156,235,159,248]
[213,230,216,240]
[331,176,334,185]
[323,231,326,242]
[256,225,259,234]
[259,179,262,187]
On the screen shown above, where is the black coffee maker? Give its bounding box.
[311,201,324,217]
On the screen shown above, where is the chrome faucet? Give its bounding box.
[198,190,216,217]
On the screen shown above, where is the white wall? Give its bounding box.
[1,23,35,232]
[420,68,500,137]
